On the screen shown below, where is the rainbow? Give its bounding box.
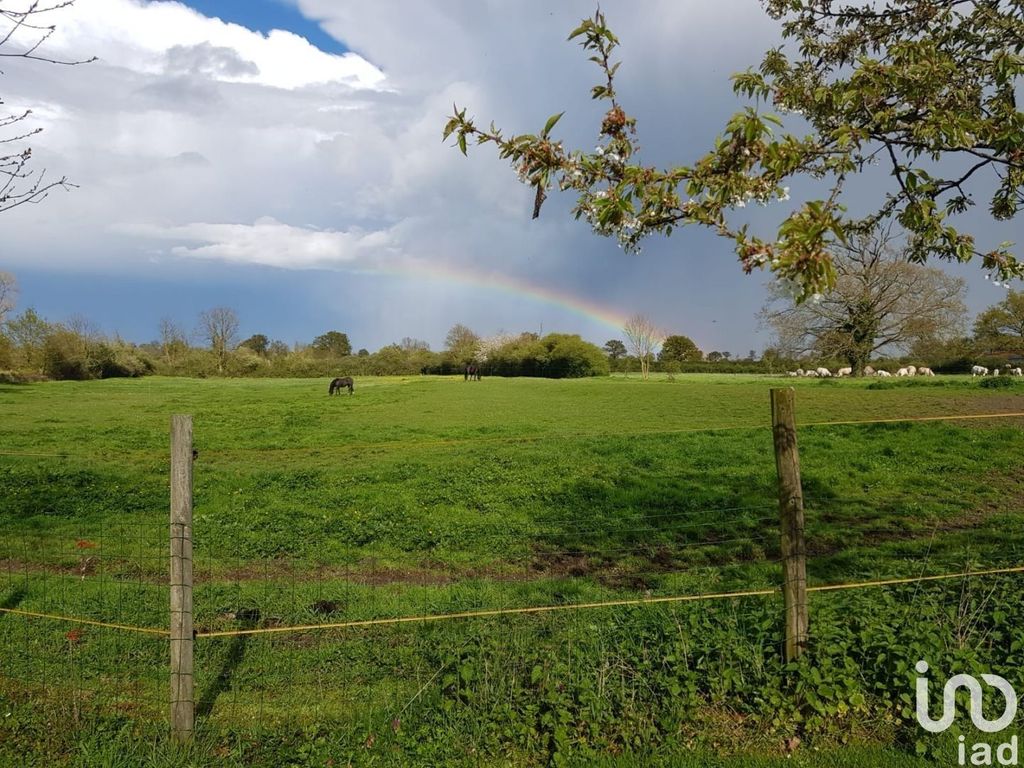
[355,261,630,333]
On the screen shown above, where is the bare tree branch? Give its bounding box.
[0,0,93,213]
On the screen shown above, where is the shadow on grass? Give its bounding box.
[196,615,256,719]
[0,588,27,613]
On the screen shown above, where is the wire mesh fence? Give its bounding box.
[1,401,1023,751]
[0,517,170,728]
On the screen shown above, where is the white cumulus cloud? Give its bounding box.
[4,0,386,90]
[130,218,396,269]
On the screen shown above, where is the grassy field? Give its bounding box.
[2,374,1024,766]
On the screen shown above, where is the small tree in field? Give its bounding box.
[158,318,189,365]
[198,307,239,374]
[6,306,50,371]
[658,335,702,363]
[623,314,662,380]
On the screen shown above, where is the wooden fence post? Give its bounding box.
[170,414,194,742]
[770,388,808,663]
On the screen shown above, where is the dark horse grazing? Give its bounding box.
[328,376,354,395]
[464,364,481,381]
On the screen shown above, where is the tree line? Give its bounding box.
[0,279,613,380]
[4,245,1024,383]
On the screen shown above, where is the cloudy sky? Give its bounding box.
[2,0,1020,354]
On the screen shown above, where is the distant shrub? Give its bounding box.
[660,360,681,374]
[42,330,93,380]
[980,376,1017,389]
[226,347,269,376]
[658,360,804,374]
[0,333,13,369]
[42,332,154,380]
[482,333,608,378]
[95,343,154,378]
[179,349,220,378]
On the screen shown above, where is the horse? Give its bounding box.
[328,376,354,395]
[464,364,481,381]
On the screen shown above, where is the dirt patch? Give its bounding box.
[203,557,544,587]
[528,545,691,590]
[0,556,156,581]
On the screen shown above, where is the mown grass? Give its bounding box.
[2,374,1024,765]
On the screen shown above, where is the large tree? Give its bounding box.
[311,331,352,357]
[444,323,480,364]
[197,307,239,374]
[658,335,703,363]
[974,290,1024,349]
[622,313,663,380]
[761,229,967,374]
[1,1,94,213]
[444,4,1024,299]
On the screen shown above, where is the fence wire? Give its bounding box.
[3,405,1024,743]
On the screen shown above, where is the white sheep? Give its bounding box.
[837,367,853,377]
[795,368,805,376]
[1012,368,1023,377]
[897,367,910,377]
[876,370,892,377]
[972,365,989,376]
[995,368,1001,376]
[788,371,799,377]
[816,367,832,377]
[918,367,935,376]
[804,370,819,378]
[907,365,917,376]
[864,366,875,375]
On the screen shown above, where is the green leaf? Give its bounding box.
[567,22,589,41]
[542,111,565,138]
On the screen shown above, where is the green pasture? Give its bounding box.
[2,374,1024,765]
